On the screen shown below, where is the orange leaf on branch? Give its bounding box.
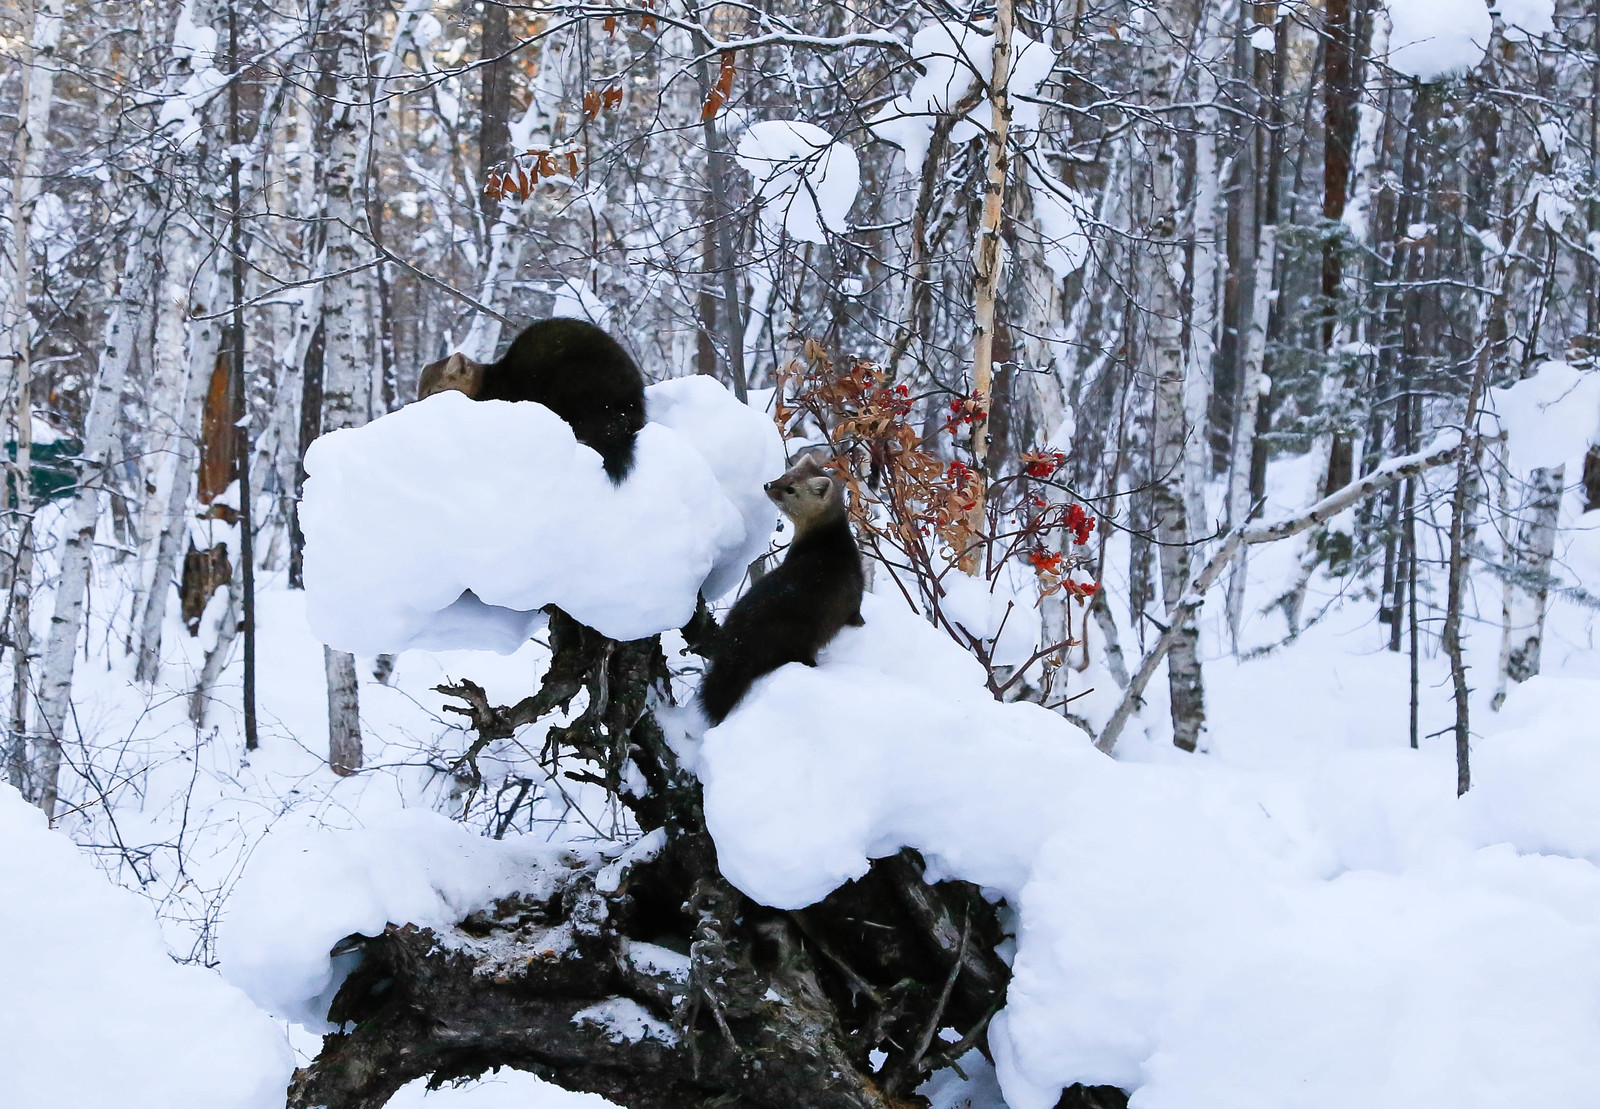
[701,50,736,121]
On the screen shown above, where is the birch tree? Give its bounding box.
[317,0,377,777]
[1135,0,1205,750]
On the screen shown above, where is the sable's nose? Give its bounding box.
[763,481,775,492]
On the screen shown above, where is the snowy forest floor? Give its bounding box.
[13,449,1600,1109]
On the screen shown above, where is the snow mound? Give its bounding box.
[1487,360,1600,477]
[693,590,1600,1109]
[301,377,782,655]
[645,375,787,600]
[0,784,293,1109]
[870,21,1057,174]
[1385,0,1491,82]
[735,120,860,244]
[219,809,584,1026]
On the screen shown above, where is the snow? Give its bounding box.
[1533,175,1576,232]
[219,808,583,1026]
[693,584,1600,1109]
[1487,360,1600,477]
[550,276,612,325]
[300,378,782,655]
[386,1071,620,1108]
[644,375,788,600]
[1029,178,1091,279]
[1249,24,1276,51]
[938,563,1044,670]
[158,3,229,149]
[571,997,680,1045]
[870,21,1058,174]
[1493,0,1555,40]
[0,784,293,1109]
[1384,0,1491,82]
[735,120,860,244]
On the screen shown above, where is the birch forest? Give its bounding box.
[4,0,1600,1106]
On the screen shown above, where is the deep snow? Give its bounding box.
[11,378,1600,1109]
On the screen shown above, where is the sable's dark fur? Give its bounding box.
[418,317,646,482]
[699,458,865,725]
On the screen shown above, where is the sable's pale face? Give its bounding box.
[764,460,837,528]
[417,351,487,400]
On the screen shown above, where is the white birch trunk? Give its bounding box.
[1224,223,1277,645]
[1138,0,1205,750]
[458,92,548,360]
[1183,0,1228,531]
[963,0,1015,562]
[136,259,225,683]
[125,223,197,650]
[5,0,63,796]
[32,205,159,817]
[316,3,375,775]
[1492,464,1562,707]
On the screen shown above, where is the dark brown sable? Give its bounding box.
[418,317,646,483]
[698,455,866,725]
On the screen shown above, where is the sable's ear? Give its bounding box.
[418,351,484,399]
[807,476,832,498]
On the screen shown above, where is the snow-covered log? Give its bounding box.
[300,377,783,656]
[249,603,1085,1109]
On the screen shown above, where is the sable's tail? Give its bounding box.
[697,655,753,726]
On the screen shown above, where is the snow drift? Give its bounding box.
[218,808,587,1027]
[0,785,293,1109]
[689,591,1600,1109]
[300,375,785,656]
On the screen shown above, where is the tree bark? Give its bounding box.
[1492,464,1561,708]
[480,0,513,228]
[31,198,159,817]
[965,0,1016,561]
[4,0,61,797]
[326,644,363,775]
[135,261,224,683]
[317,0,376,774]
[1136,0,1204,750]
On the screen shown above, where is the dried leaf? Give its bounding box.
[702,50,736,120]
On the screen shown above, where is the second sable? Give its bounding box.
[699,455,865,725]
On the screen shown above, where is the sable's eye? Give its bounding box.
[785,485,795,495]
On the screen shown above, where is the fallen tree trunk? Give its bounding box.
[288,605,1126,1109]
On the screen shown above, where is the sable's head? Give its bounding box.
[764,455,845,531]
[417,351,487,400]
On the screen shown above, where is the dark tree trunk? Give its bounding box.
[480,0,513,227]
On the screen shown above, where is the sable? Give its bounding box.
[699,456,865,725]
[418,317,647,483]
